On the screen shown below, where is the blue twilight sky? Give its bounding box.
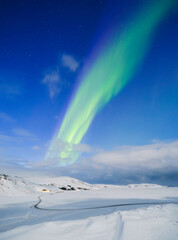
[0,0,178,185]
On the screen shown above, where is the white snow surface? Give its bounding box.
[0,174,178,240]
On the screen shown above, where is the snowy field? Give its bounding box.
[0,174,178,240]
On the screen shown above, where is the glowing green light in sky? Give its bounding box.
[46,0,177,165]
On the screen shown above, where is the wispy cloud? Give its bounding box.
[42,69,60,98]
[0,128,41,169]
[0,127,37,143]
[0,134,19,142]
[32,145,41,150]
[62,54,79,72]
[42,53,79,98]
[0,112,15,122]
[12,128,34,137]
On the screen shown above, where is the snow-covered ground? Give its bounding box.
[0,174,178,240]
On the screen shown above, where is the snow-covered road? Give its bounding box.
[34,195,177,211]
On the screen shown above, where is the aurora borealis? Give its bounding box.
[46,0,177,165]
[0,0,178,186]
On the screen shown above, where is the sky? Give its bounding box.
[0,0,178,186]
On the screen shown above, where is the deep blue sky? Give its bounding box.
[0,0,178,185]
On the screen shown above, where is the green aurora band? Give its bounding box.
[46,0,177,166]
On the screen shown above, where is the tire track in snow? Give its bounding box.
[112,212,124,240]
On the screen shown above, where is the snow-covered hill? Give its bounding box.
[127,183,165,188]
[0,174,94,195]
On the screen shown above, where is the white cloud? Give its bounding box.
[74,143,92,153]
[92,140,178,170]
[62,54,79,72]
[42,53,79,98]
[12,128,34,137]
[0,128,36,144]
[42,70,60,98]
[0,134,19,142]
[0,112,15,122]
[32,145,41,150]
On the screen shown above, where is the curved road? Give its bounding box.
[34,196,177,211]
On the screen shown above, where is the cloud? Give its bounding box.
[92,140,178,170]
[42,139,178,172]
[0,128,36,143]
[12,128,34,137]
[2,139,177,186]
[0,112,15,122]
[74,143,92,153]
[42,70,60,98]
[42,53,79,98]
[62,54,79,72]
[0,134,19,142]
[43,138,92,166]
[2,137,178,186]
[32,145,41,150]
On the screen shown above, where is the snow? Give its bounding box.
[0,174,94,196]
[121,204,178,240]
[0,212,123,240]
[0,174,178,240]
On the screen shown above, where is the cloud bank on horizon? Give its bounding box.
[1,139,178,186]
[46,0,177,166]
[92,140,178,170]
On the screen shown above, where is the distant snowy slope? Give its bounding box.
[0,174,94,195]
[127,183,165,188]
[25,176,94,190]
[0,174,37,195]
